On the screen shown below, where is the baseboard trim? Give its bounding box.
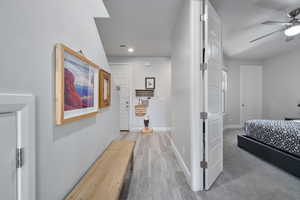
[130,127,171,132]
[167,134,192,186]
[223,124,243,130]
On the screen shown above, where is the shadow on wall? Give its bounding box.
[53,117,97,141]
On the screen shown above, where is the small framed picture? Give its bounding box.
[55,43,99,125]
[145,77,155,89]
[99,69,111,108]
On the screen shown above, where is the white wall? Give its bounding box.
[171,0,202,191]
[263,49,300,119]
[0,1,119,200]
[171,0,192,171]
[225,51,300,126]
[108,57,172,130]
[224,59,263,127]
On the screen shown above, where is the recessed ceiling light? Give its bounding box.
[284,25,300,37]
[128,48,134,53]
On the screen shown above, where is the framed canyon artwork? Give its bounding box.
[55,44,99,125]
[99,69,111,108]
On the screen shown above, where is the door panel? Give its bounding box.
[111,64,130,131]
[240,65,262,125]
[0,113,17,200]
[204,0,223,190]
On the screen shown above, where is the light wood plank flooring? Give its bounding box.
[119,130,300,200]
[119,132,199,200]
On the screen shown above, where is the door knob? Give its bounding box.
[241,104,245,107]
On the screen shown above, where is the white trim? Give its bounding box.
[189,0,203,192]
[0,93,36,200]
[223,124,243,130]
[167,134,192,186]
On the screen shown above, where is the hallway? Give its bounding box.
[120,131,300,200]
[119,132,197,200]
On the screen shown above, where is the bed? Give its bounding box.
[237,120,300,178]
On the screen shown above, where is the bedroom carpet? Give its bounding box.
[119,129,300,200]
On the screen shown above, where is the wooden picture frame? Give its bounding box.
[99,69,111,108]
[55,43,99,125]
[145,77,156,89]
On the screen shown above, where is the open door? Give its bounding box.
[202,0,223,190]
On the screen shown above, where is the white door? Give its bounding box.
[110,64,130,131]
[240,65,262,125]
[203,0,223,190]
[0,113,17,200]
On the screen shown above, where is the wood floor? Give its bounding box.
[118,130,300,200]
[119,132,196,200]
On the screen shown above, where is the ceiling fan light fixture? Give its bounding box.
[284,25,300,36]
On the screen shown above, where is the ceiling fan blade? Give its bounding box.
[250,28,286,43]
[285,36,295,42]
[285,33,300,42]
[262,20,292,25]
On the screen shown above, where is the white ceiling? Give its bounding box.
[96,0,182,57]
[210,0,300,61]
[97,0,300,60]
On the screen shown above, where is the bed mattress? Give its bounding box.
[244,120,300,157]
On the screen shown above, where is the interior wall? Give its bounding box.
[108,57,172,130]
[171,0,202,191]
[171,0,192,173]
[263,48,300,120]
[224,58,263,127]
[0,1,120,200]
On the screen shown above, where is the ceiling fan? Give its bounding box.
[250,7,300,43]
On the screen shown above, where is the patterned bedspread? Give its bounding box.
[244,120,300,157]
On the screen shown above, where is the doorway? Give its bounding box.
[0,93,36,200]
[240,65,263,125]
[110,63,131,131]
[0,113,17,200]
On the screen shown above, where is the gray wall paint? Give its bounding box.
[0,1,119,199]
[263,49,300,120]
[108,57,172,129]
[171,0,192,170]
[224,59,263,126]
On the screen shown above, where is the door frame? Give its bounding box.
[239,65,263,126]
[0,93,36,200]
[109,63,133,131]
[189,0,203,192]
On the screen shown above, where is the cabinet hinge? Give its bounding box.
[200,112,208,120]
[200,161,208,169]
[16,148,24,169]
[200,63,208,71]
